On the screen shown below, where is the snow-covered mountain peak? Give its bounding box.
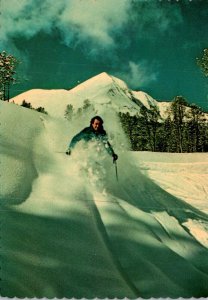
[132,90,158,109]
[8,72,176,121]
[71,72,128,95]
[10,73,144,117]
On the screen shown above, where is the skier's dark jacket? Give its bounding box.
[68,125,115,156]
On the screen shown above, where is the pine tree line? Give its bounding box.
[119,96,208,153]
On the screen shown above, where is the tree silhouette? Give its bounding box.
[0,51,19,101]
[197,48,208,77]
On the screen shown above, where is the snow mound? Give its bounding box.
[0,101,44,203]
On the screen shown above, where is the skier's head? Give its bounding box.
[90,116,104,132]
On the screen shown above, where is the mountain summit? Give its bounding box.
[72,72,129,92]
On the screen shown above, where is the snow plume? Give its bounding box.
[116,61,158,89]
[66,105,130,154]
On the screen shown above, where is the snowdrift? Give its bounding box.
[0,101,43,204]
[1,76,208,298]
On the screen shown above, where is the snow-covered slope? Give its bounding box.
[1,95,208,298]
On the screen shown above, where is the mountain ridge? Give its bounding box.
[10,72,164,118]
[9,72,207,121]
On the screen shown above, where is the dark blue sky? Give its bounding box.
[1,0,208,109]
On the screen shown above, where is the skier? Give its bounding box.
[66,116,118,162]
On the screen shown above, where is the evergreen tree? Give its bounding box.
[170,96,188,153]
[119,112,139,150]
[148,105,160,151]
[72,99,95,119]
[158,116,173,152]
[83,99,95,114]
[197,48,208,77]
[83,99,91,110]
[21,100,47,114]
[138,106,152,151]
[36,106,48,114]
[21,100,32,109]
[119,106,161,152]
[119,97,208,153]
[0,51,19,101]
[65,104,74,121]
[199,122,208,152]
[188,104,202,152]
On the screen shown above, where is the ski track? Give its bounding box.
[1,105,208,298]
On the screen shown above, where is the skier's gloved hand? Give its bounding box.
[112,153,118,161]
[66,149,71,155]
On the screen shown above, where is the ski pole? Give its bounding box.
[55,151,66,153]
[113,159,118,181]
